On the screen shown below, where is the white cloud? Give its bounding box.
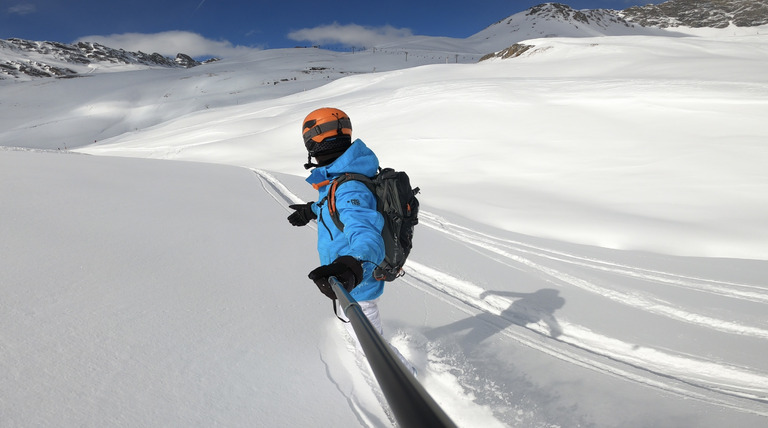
[74,31,260,59]
[287,23,414,48]
[8,3,36,15]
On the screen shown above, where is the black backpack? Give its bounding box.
[326,167,419,281]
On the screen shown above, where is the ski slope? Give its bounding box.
[2,147,766,427]
[2,21,768,428]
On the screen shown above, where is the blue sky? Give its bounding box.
[2,0,663,58]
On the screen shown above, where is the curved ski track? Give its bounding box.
[252,169,768,417]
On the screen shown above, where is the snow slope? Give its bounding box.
[74,33,768,260]
[2,21,768,428]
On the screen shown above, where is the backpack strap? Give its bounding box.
[327,172,378,232]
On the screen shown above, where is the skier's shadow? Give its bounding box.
[426,288,565,352]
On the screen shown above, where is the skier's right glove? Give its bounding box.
[287,202,316,226]
[308,256,364,300]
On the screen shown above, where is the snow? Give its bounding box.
[2,20,768,428]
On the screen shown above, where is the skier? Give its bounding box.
[287,107,415,374]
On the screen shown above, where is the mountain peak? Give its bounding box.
[525,2,637,30]
[467,2,645,52]
[526,2,606,23]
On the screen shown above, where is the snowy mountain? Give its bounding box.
[469,2,664,51]
[5,1,768,81]
[0,38,212,80]
[472,1,768,57]
[623,0,768,28]
[473,2,682,60]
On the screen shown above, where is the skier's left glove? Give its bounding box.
[287,202,316,226]
[308,255,364,300]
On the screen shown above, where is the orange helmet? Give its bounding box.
[302,107,352,157]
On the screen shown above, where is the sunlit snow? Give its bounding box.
[2,16,768,428]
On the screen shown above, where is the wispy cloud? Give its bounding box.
[8,3,37,15]
[288,23,413,48]
[193,0,207,13]
[74,31,260,58]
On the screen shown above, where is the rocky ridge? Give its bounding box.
[0,38,215,80]
[622,0,768,28]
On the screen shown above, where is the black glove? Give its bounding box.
[308,255,364,300]
[287,202,316,226]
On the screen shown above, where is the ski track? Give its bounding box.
[317,319,396,428]
[419,212,768,304]
[403,263,768,413]
[417,212,768,340]
[252,170,768,418]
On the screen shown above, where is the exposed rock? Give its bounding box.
[0,38,212,79]
[480,43,535,61]
[622,0,768,28]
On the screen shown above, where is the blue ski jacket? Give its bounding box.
[306,139,386,301]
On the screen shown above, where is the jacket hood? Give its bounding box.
[306,139,379,185]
